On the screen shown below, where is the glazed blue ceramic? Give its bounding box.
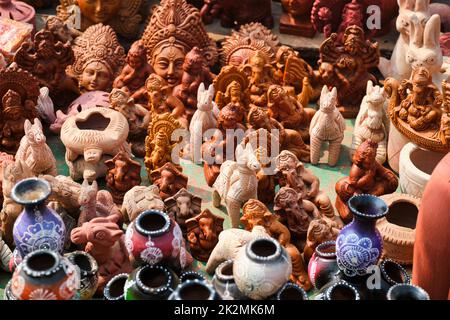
[11,178,66,258]
[336,194,388,277]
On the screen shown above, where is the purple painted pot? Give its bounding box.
[336,194,388,277]
[12,178,66,259]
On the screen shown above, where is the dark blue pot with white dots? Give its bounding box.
[11,178,66,259]
[336,194,388,277]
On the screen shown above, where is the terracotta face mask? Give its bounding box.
[80,61,111,92]
[78,0,121,23]
[152,46,185,87]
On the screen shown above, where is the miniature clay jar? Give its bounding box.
[323,280,361,300]
[124,264,179,300]
[308,241,339,291]
[10,249,78,300]
[275,282,308,300]
[179,271,206,283]
[212,260,247,300]
[168,279,217,300]
[370,259,411,300]
[399,143,446,198]
[376,193,420,265]
[103,273,128,301]
[125,210,190,270]
[11,178,66,259]
[387,284,430,300]
[336,194,388,277]
[65,251,98,300]
[233,237,292,300]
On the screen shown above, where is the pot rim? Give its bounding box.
[21,249,61,278]
[379,259,411,286]
[135,210,171,237]
[66,251,99,277]
[348,194,388,220]
[179,271,206,283]
[315,241,337,259]
[175,279,216,300]
[11,178,52,206]
[324,280,361,301]
[136,265,173,295]
[246,237,282,263]
[276,282,308,300]
[104,273,128,300]
[387,283,430,300]
[215,260,235,282]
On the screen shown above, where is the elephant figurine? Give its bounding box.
[164,188,202,233]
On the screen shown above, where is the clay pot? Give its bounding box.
[308,240,339,291]
[11,178,66,259]
[412,152,450,300]
[233,237,292,300]
[4,280,16,300]
[180,271,206,283]
[124,264,179,300]
[323,280,360,300]
[10,249,78,300]
[376,193,420,264]
[387,284,430,300]
[65,251,98,300]
[275,282,308,300]
[212,260,247,300]
[399,143,446,198]
[370,259,410,300]
[168,279,218,300]
[103,273,128,300]
[336,194,388,277]
[125,210,191,270]
[387,124,410,173]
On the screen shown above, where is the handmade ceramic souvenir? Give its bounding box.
[15,118,57,176]
[124,210,192,270]
[276,282,308,300]
[309,86,346,166]
[0,152,13,205]
[311,0,347,38]
[233,237,291,300]
[164,188,202,233]
[179,271,205,283]
[141,0,217,88]
[105,151,142,204]
[308,240,339,290]
[60,107,130,182]
[280,0,315,37]
[10,250,78,300]
[65,251,98,300]
[121,186,165,224]
[71,214,132,292]
[44,16,81,44]
[303,219,339,264]
[212,260,247,300]
[57,0,143,39]
[0,236,12,272]
[69,23,125,93]
[168,279,218,300]
[213,66,249,116]
[150,163,188,201]
[186,209,224,262]
[387,283,430,300]
[335,140,398,223]
[103,273,128,300]
[323,280,360,300]
[370,259,411,300]
[0,0,35,26]
[212,143,260,228]
[205,226,269,274]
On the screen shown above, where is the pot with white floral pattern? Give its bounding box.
[11,178,66,259]
[125,210,193,271]
[233,237,292,300]
[10,249,79,300]
[336,194,388,277]
[124,264,179,300]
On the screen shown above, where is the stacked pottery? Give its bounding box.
[65,251,99,300]
[275,282,308,300]
[10,249,79,300]
[104,273,128,300]
[233,237,292,300]
[308,241,339,291]
[11,178,66,259]
[212,260,246,300]
[168,279,218,300]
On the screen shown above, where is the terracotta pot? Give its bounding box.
[308,240,339,291]
[179,271,206,283]
[376,193,420,264]
[65,251,98,300]
[387,284,430,300]
[275,282,308,300]
[124,264,179,300]
[323,280,360,300]
[399,143,446,198]
[103,273,128,300]
[10,249,78,300]
[212,260,247,300]
[387,124,410,173]
[168,279,218,300]
[412,152,450,300]
[233,237,292,300]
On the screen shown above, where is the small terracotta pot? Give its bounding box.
[168,279,217,300]
[212,260,247,300]
[376,193,420,264]
[323,280,361,300]
[65,251,98,300]
[308,241,339,290]
[387,284,430,300]
[103,273,128,300]
[275,282,308,300]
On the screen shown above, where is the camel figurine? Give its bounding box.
[212,143,260,228]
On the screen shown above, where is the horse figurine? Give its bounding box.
[16,118,57,176]
[212,143,260,228]
[189,83,218,162]
[309,86,346,166]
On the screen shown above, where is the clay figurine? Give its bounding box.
[280,0,315,37]
[309,86,346,166]
[352,81,389,164]
[40,174,82,218]
[335,139,398,223]
[44,16,82,44]
[218,0,273,29]
[150,162,189,201]
[336,0,365,41]
[121,186,165,223]
[303,218,339,263]
[212,143,260,228]
[311,0,346,38]
[105,151,142,204]
[0,152,14,205]
[164,188,202,233]
[113,40,154,103]
[186,209,224,262]
[57,0,143,39]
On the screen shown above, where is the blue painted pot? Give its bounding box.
[336,194,388,277]
[11,178,66,259]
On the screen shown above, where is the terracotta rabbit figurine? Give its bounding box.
[378,0,431,80]
[352,81,390,164]
[189,83,218,162]
[15,118,57,176]
[309,86,346,166]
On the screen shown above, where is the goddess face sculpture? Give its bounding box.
[77,0,121,24]
[152,42,186,87]
[79,61,111,92]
